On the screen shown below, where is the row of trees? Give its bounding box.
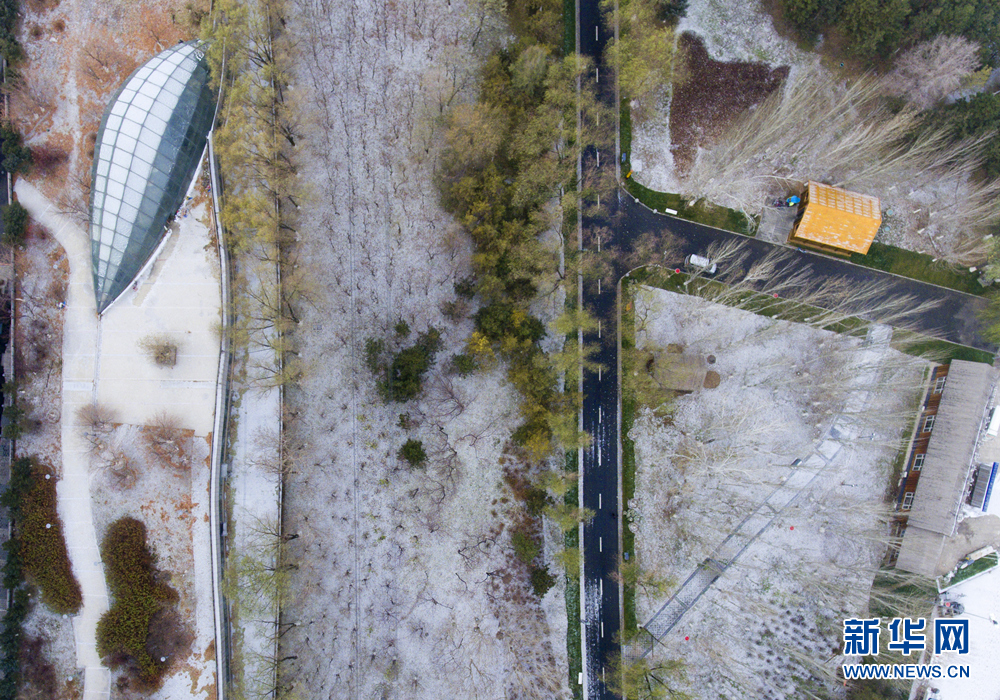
[780,0,1000,63]
[439,25,612,460]
[204,0,310,390]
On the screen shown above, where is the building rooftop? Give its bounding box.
[897,360,995,576]
[788,181,882,255]
[89,41,216,313]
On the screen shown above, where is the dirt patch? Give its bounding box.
[669,33,788,176]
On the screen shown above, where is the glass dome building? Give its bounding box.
[89,41,216,313]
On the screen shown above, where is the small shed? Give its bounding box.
[787,181,882,256]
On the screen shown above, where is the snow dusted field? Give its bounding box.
[278,0,569,698]
[629,287,930,699]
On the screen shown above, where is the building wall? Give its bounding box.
[896,364,950,512]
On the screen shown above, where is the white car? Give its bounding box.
[684,254,717,275]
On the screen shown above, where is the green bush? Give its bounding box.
[383,328,442,402]
[524,485,552,516]
[1,202,28,248]
[453,276,477,299]
[0,124,31,175]
[530,566,557,597]
[448,353,479,376]
[474,303,545,344]
[398,439,427,468]
[511,530,539,563]
[97,517,178,689]
[4,458,82,615]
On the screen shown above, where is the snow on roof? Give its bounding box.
[788,181,882,255]
[898,361,995,575]
[89,41,216,313]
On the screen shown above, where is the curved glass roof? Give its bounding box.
[89,41,216,313]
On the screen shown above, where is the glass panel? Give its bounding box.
[107,179,125,200]
[131,92,155,113]
[139,80,160,99]
[111,151,131,172]
[115,133,137,154]
[144,114,168,136]
[103,196,121,217]
[164,78,185,96]
[125,103,147,125]
[118,88,137,105]
[109,162,129,183]
[133,65,154,83]
[119,118,142,139]
[132,141,157,165]
[123,187,143,209]
[118,203,139,225]
[109,249,124,268]
[96,158,111,177]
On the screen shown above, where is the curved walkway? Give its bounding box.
[16,180,111,700]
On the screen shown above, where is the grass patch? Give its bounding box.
[564,450,582,699]
[562,0,575,57]
[623,177,755,235]
[891,336,994,364]
[943,552,999,589]
[849,242,986,296]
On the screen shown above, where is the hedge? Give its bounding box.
[0,457,81,615]
[96,517,177,688]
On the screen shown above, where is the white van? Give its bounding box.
[684,254,717,275]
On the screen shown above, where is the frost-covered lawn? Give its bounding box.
[278,0,569,697]
[628,287,930,699]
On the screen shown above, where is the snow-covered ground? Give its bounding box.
[277,0,570,696]
[924,565,1000,700]
[629,286,931,699]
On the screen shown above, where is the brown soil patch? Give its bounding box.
[669,33,789,176]
[703,370,721,389]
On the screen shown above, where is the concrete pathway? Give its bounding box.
[15,180,111,700]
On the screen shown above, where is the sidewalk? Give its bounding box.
[15,180,112,700]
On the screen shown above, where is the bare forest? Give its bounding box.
[623,273,937,700]
[265,0,574,697]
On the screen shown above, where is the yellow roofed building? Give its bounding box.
[787,181,882,256]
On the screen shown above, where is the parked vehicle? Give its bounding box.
[684,254,717,275]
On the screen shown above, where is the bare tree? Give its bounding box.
[884,36,981,110]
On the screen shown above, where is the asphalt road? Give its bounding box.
[622,199,993,350]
